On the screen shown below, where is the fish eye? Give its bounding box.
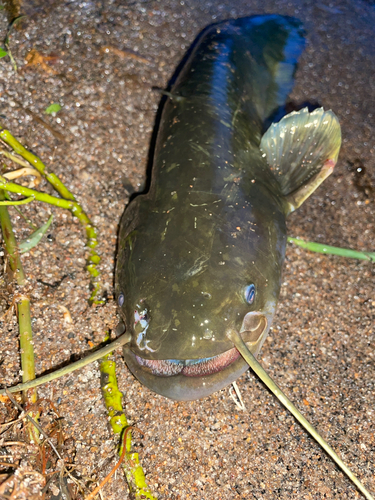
[118,293,125,307]
[244,284,256,305]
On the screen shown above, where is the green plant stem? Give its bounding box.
[0,175,89,222]
[3,15,26,73]
[0,128,74,200]
[18,299,35,394]
[0,333,131,395]
[0,174,101,300]
[0,191,37,413]
[288,237,375,262]
[0,190,23,276]
[100,337,157,500]
[0,196,35,205]
[0,128,102,301]
[0,149,30,167]
[1,191,37,229]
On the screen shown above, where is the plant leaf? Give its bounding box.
[0,47,7,58]
[19,214,53,253]
[44,103,61,114]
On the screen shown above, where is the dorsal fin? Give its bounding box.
[260,107,341,213]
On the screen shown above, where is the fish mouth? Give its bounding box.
[134,312,268,378]
[135,347,241,377]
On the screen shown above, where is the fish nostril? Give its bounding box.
[240,313,267,344]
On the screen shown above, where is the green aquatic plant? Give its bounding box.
[0,128,156,499]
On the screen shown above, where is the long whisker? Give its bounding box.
[0,332,131,395]
[226,328,374,500]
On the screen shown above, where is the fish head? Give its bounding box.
[116,193,286,400]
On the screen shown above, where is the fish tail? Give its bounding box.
[172,15,305,129]
[228,15,306,124]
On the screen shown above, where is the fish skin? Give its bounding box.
[115,16,331,401]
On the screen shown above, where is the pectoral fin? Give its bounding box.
[260,107,341,214]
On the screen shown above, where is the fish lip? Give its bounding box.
[135,347,241,377]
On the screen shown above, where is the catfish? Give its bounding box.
[115,15,340,401]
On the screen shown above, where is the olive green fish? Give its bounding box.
[116,15,341,401]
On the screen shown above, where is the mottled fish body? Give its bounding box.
[116,15,341,401]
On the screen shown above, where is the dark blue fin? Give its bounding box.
[232,15,306,123]
[172,15,306,132]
